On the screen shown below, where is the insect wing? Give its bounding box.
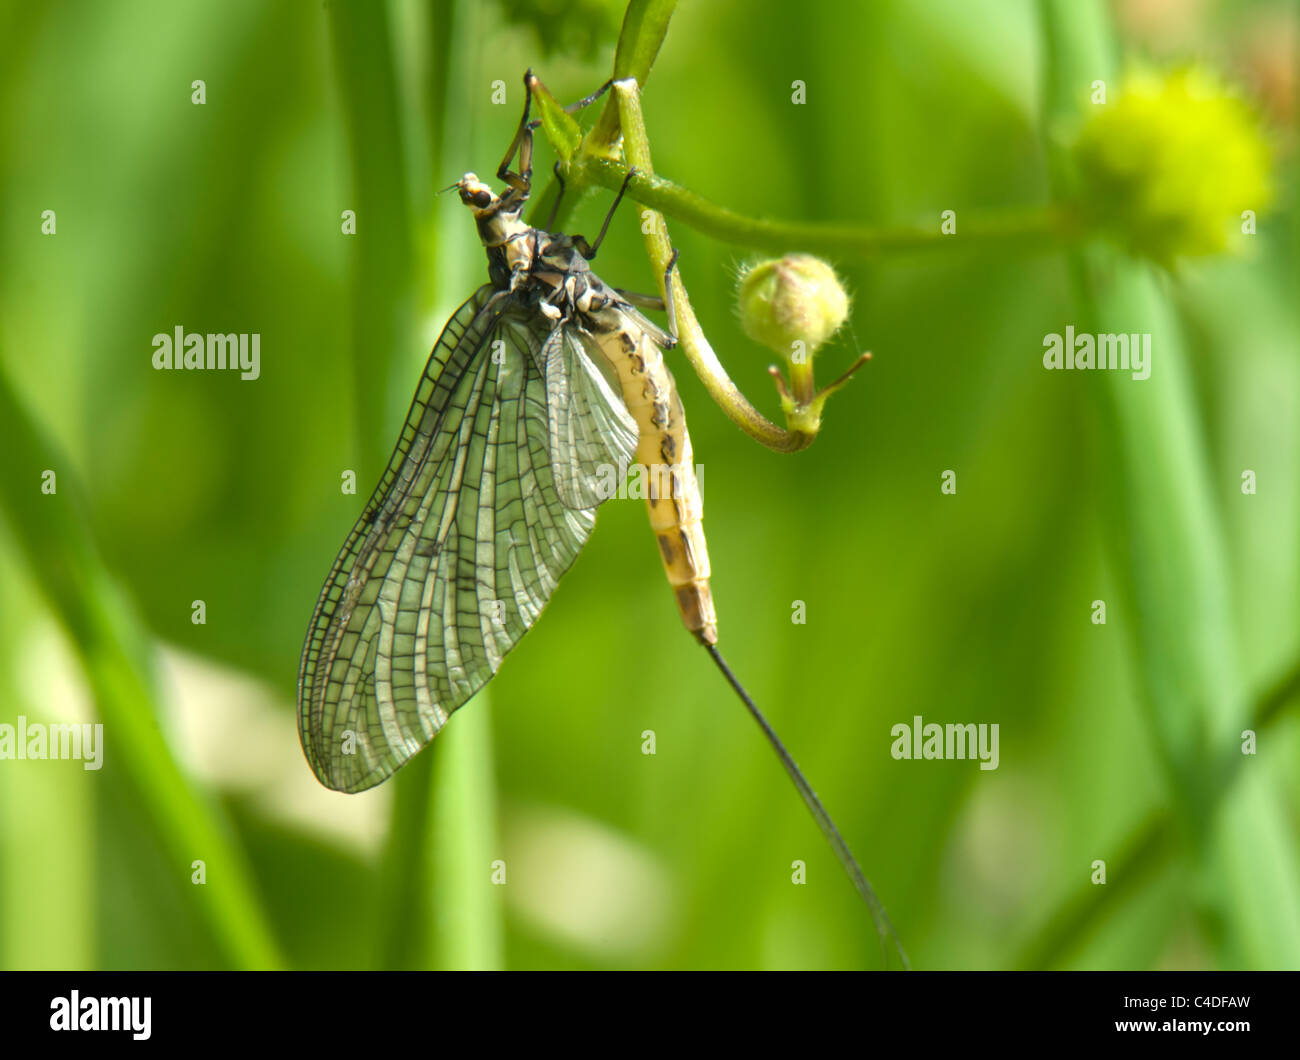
[297,286,618,792]
[544,325,639,509]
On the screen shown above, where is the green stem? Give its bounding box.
[1015,658,1300,968]
[332,0,502,970]
[522,22,1069,450]
[527,6,1072,263]
[1029,0,1300,969]
[0,594,94,968]
[0,368,283,970]
[428,702,503,969]
[615,78,819,452]
[583,157,1072,259]
[1253,654,1300,730]
[525,0,676,232]
[376,751,437,967]
[1016,811,1176,970]
[328,0,434,969]
[588,0,678,152]
[531,105,1071,262]
[422,0,505,970]
[327,0,416,476]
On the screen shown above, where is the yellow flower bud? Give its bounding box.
[736,254,850,361]
[1072,67,1274,264]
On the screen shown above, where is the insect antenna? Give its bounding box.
[704,642,910,969]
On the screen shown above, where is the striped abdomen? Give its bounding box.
[603,325,717,645]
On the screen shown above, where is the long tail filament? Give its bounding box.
[705,643,909,970]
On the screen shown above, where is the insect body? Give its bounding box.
[298,74,905,966]
[298,106,710,793]
[471,169,717,646]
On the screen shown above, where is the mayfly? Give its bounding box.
[299,72,906,966]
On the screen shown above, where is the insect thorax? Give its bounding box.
[484,221,625,331]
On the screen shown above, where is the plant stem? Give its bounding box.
[583,157,1071,259]
[0,368,283,970]
[327,0,415,475]
[521,26,1071,452]
[1027,0,1300,968]
[1016,655,1300,968]
[331,0,502,970]
[615,78,820,452]
[588,0,678,152]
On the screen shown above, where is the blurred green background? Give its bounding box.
[0,0,1296,970]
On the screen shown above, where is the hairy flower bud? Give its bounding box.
[1072,68,1273,264]
[736,254,850,361]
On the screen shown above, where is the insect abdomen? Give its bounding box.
[607,327,718,645]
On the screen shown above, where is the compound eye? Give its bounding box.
[471,189,492,208]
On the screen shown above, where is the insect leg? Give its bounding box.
[614,289,666,311]
[496,70,538,196]
[563,78,613,114]
[545,161,566,232]
[661,247,681,339]
[573,166,638,260]
[504,70,605,193]
[520,76,621,228]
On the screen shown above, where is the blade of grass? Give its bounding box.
[1033,0,1300,968]
[0,366,283,969]
[328,0,415,473]
[0,558,94,969]
[429,702,503,969]
[1016,657,1300,967]
[329,0,502,969]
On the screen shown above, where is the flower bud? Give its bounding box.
[1072,67,1273,264]
[737,254,850,361]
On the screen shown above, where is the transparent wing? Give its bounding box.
[298,286,621,792]
[545,327,639,509]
